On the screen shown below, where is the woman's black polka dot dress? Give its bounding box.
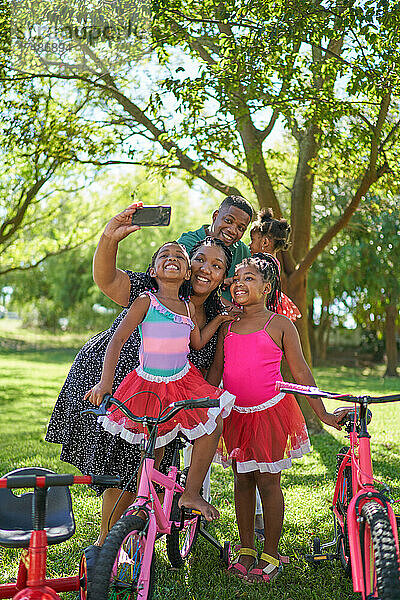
[45,271,218,494]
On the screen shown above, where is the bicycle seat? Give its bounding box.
[0,467,75,548]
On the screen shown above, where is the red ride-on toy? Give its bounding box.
[0,466,119,600]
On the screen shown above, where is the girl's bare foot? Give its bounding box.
[179,492,220,521]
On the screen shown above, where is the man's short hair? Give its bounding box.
[219,195,253,220]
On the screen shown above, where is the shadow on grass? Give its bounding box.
[0,343,80,364]
[309,427,400,498]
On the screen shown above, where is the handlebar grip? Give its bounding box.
[91,474,121,487]
[186,397,220,409]
[81,393,114,417]
[2,475,39,488]
[0,474,76,488]
[337,412,349,426]
[43,474,75,486]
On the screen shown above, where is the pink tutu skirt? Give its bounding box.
[99,361,235,448]
[219,393,311,473]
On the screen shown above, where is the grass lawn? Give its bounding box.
[1,318,400,599]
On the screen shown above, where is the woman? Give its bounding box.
[45,204,233,549]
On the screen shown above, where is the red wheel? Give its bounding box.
[79,552,89,599]
[79,545,101,599]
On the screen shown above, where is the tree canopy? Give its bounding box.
[4,0,400,425]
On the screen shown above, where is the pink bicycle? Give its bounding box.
[276,381,400,600]
[84,392,231,600]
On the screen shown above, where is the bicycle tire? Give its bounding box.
[166,467,200,567]
[360,500,400,600]
[335,447,352,576]
[166,516,200,567]
[91,515,155,600]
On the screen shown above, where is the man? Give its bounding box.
[178,196,253,300]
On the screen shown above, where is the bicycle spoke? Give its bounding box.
[92,515,155,600]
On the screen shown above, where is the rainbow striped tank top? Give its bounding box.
[137,291,194,380]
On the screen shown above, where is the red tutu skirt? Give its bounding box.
[218,393,310,473]
[277,294,301,321]
[99,361,235,448]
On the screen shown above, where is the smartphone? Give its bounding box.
[131,205,171,227]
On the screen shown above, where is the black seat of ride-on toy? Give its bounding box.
[0,467,75,548]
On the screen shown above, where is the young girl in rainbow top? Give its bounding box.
[208,254,348,582]
[86,241,235,521]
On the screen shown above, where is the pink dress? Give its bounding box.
[220,315,311,473]
[99,292,235,448]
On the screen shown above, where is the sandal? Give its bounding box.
[233,544,289,565]
[245,552,283,584]
[227,547,258,579]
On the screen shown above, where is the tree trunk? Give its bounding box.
[319,303,331,362]
[384,302,399,377]
[308,303,317,363]
[285,270,323,433]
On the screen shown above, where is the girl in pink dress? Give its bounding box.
[85,241,235,521]
[208,254,347,582]
[249,208,301,321]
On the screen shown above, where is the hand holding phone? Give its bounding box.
[102,202,144,241]
[131,205,171,227]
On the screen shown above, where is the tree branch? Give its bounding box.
[0,235,97,276]
[379,120,400,152]
[204,151,250,178]
[293,161,391,281]
[168,18,218,66]
[79,44,243,197]
[0,161,58,244]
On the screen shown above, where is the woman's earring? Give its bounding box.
[217,286,222,298]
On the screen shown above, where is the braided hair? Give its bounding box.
[189,237,233,320]
[143,241,192,301]
[251,208,291,252]
[239,253,282,313]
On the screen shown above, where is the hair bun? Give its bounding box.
[258,208,274,222]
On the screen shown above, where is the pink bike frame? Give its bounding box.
[275,380,400,599]
[122,458,191,599]
[332,419,400,597]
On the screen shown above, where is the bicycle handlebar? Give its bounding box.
[276,381,400,404]
[0,473,121,490]
[81,393,219,425]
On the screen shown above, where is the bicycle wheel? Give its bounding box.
[91,515,155,600]
[166,467,200,567]
[166,516,200,567]
[360,500,400,600]
[335,446,352,576]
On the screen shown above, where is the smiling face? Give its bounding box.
[190,244,228,296]
[150,243,191,283]
[209,206,251,246]
[230,263,270,306]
